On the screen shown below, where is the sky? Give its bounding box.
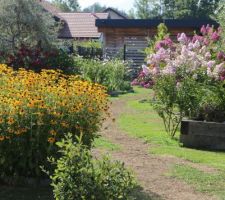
[78,0,135,12]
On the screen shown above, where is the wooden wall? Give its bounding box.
[98,27,196,75]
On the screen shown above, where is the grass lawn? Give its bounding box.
[169,164,225,199]
[94,137,121,151]
[117,86,225,198]
[118,87,225,170]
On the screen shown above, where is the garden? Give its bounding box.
[0,0,224,199]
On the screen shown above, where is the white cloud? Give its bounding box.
[78,0,134,11]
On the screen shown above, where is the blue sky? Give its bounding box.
[78,0,135,11]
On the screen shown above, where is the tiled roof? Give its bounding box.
[58,13,109,38]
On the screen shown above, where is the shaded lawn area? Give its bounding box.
[0,186,53,200]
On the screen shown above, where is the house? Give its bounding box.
[103,8,128,19]
[38,0,126,40]
[96,19,219,74]
[57,13,109,40]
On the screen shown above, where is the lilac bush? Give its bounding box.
[142,25,225,137]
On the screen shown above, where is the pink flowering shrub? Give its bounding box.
[144,24,225,137]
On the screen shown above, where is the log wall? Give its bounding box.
[99,27,196,76]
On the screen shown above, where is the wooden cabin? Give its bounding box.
[96,19,219,75]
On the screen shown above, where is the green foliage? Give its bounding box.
[152,75,182,138]
[52,0,80,12]
[0,0,59,53]
[74,57,132,93]
[199,81,225,122]
[145,23,169,55]
[73,40,102,59]
[74,40,102,49]
[130,0,221,19]
[133,0,161,19]
[164,0,221,19]
[47,133,136,200]
[216,1,225,52]
[83,3,106,12]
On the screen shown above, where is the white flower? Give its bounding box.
[207,60,216,68]
[142,64,150,75]
[205,52,211,60]
[178,33,188,44]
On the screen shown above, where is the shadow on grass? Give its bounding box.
[0,185,162,200]
[109,89,135,97]
[131,186,163,200]
[0,185,53,200]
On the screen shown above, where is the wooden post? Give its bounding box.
[123,44,126,61]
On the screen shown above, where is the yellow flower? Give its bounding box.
[7,118,15,125]
[49,130,57,136]
[50,120,57,125]
[0,118,4,124]
[0,136,5,141]
[61,122,69,128]
[48,137,56,143]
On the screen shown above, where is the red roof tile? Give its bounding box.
[58,13,109,38]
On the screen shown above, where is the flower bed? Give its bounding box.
[0,64,109,181]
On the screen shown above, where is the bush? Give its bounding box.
[0,64,108,181]
[0,45,75,72]
[143,24,225,137]
[73,40,103,59]
[74,57,132,93]
[47,134,136,200]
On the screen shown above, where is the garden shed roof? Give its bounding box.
[58,13,109,39]
[96,19,219,29]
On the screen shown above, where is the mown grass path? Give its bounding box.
[94,87,224,200]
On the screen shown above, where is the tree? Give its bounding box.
[0,0,59,53]
[52,0,80,12]
[83,2,106,12]
[130,0,221,19]
[129,0,162,19]
[216,1,225,51]
[162,0,221,19]
[133,0,161,19]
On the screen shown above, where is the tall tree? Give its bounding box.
[52,0,80,12]
[162,0,221,19]
[216,1,225,51]
[134,0,160,19]
[83,3,106,12]
[130,0,221,19]
[0,0,59,53]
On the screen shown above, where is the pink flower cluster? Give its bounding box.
[144,25,225,81]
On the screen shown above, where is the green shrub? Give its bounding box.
[73,40,102,59]
[74,57,132,93]
[152,74,204,138]
[47,134,136,200]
